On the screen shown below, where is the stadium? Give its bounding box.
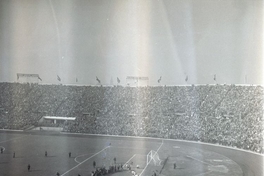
[0,0,263,175]
[0,82,263,176]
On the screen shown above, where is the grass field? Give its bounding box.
[0,131,262,176]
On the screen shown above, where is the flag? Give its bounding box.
[214,74,216,81]
[17,74,19,80]
[185,75,188,82]
[96,76,101,83]
[76,78,78,82]
[38,76,42,81]
[117,77,120,83]
[158,76,162,83]
[57,75,61,81]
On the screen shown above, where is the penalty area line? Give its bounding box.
[61,146,110,176]
[74,152,98,164]
[125,154,136,164]
[74,154,87,164]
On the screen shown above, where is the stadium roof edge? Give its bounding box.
[0,81,263,87]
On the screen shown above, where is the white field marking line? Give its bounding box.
[74,159,80,164]
[193,170,213,176]
[60,132,264,157]
[0,135,28,144]
[0,146,5,151]
[74,153,98,164]
[186,155,213,166]
[213,159,223,162]
[61,146,110,176]
[125,154,136,164]
[74,154,87,164]
[139,140,164,176]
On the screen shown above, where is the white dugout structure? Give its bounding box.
[43,116,76,124]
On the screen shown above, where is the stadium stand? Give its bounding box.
[0,82,263,153]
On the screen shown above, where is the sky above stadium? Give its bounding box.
[0,0,263,85]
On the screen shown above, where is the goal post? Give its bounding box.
[147,150,162,166]
[147,150,152,165]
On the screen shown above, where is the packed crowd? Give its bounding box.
[90,164,127,176]
[0,82,263,153]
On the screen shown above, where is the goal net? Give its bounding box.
[147,150,162,166]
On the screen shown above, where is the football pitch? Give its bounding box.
[0,131,263,176]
